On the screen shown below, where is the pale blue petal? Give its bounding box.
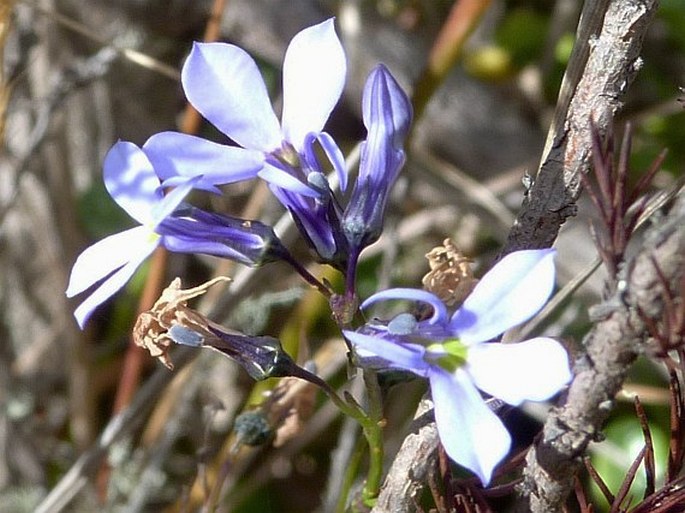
[314,132,348,191]
[281,19,346,149]
[466,338,572,406]
[258,163,320,198]
[450,249,556,345]
[343,330,429,376]
[143,132,264,188]
[182,42,281,151]
[71,230,159,328]
[430,369,511,485]
[360,288,449,326]
[158,176,221,196]
[104,141,162,225]
[66,226,153,297]
[149,176,200,227]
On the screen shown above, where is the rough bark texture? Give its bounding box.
[516,191,685,512]
[502,0,659,255]
[371,399,439,513]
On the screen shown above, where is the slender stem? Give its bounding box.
[290,364,384,506]
[336,247,366,330]
[288,365,361,418]
[345,247,361,303]
[281,250,332,298]
[335,434,367,513]
[361,369,385,506]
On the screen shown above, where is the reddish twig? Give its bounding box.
[585,457,614,505]
[667,372,685,482]
[633,397,656,498]
[580,123,665,283]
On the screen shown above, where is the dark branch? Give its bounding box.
[516,190,685,512]
[502,0,659,255]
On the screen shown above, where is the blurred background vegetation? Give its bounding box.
[1,0,684,511]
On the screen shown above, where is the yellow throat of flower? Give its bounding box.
[426,338,468,373]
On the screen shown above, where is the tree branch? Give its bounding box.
[502,0,659,254]
[516,190,685,512]
[371,399,439,512]
[372,1,661,510]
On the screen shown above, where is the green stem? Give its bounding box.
[361,369,384,506]
[290,365,384,506]
[335,433,367,513]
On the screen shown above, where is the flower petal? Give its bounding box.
[182,42,281,151]
[430,369,511,485]
[343,330,429,376]
[66,226,153,297]
[143,132,264,190]
[360,288,449,326]
[157,176,220,195]
[342,65,411,250]
[149,176,200,227]
[158,206,285,266]
[70,228,159,328]
[466,338,572,406]
[303,132,348,191]
[258,163,320,198]
[450,249,556,345]
[361,64,412,150]
[281,19,346,149]
[103,141,162,224]
[269,184,337,260]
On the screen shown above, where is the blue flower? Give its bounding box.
[66,143,287,328]
[66,141,197,328]
[342,63,412,254]
[142,18,347,198]
[274,64,412,268]
[143,20,412,269]
[343,249,572,485]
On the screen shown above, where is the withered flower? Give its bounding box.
[134,277,303,381]
[422,238,478,306]
[133,276,231,369]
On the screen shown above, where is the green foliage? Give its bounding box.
[495,8,548,67]
[589,410,668,509]
[635,112,685,176]
[659,0,685,50]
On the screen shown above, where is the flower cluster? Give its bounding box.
[66,17,571,490]
[67,18,411,327]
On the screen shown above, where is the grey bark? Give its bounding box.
[516,190,685,512]
[502,0,659,254]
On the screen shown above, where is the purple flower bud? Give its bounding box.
[205,327,299,381]
[343,64,412,251]
[156,205,287,266]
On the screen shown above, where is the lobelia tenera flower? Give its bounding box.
[66,141,197,328]
[66,142,287,328]
[143,18,346,194]
[143,18,412,269]
[343,249,572,485]
[143,18,347,263]
[273,62,412,269]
